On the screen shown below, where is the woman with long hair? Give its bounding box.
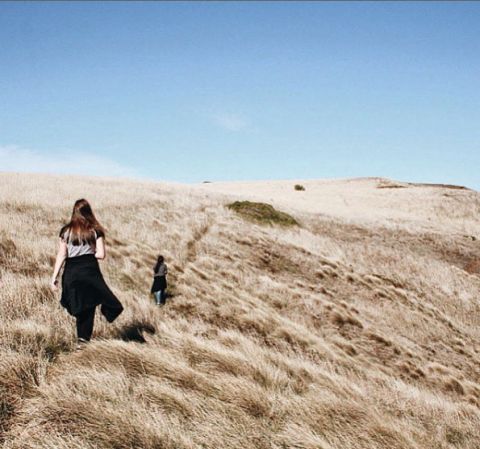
[51,199,123,347]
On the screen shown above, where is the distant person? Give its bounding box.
[151,255,168,306]
[51,199,124,348]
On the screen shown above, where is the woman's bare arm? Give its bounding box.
[51,238,67,290]
[95,237,106,260]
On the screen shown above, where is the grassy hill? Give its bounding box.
[1,172,480,449]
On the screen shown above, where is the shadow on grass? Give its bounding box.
[117,320,156,343]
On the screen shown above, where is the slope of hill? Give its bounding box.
[1,172,480,449]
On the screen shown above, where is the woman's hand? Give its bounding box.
[50,278,59,292]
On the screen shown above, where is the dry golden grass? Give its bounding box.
[1,172,480,448]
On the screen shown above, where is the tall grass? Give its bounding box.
[0,172,479,448]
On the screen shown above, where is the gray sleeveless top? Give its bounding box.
[60,227,103,258]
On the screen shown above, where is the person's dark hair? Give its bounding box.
[61,199,105,245]
[154,255,164,273]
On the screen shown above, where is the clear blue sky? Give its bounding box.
[1,2,479,188]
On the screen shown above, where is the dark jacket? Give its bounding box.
[61,254,123,321]
[150,262,168,293]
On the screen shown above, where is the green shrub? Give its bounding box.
[226,201,298,227]
[294,184,305,191]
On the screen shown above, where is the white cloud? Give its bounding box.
[0,145,138,178]
[211,113,248,132]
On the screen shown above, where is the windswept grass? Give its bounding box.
[0,173,479,448]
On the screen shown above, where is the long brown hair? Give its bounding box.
[154,255,164,273]
[62,199,105,245]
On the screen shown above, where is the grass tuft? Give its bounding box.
[226,201,298,227]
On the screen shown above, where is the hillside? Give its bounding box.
[1,172,480,449]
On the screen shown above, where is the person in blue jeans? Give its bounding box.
[151,255,168,306]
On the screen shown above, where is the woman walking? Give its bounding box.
[151,255,168,306]
[51,199,123,348]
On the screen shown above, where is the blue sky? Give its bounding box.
[0,2,479,188]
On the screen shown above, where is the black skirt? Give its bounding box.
[150,275,167,293]
[61,254,123,322]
